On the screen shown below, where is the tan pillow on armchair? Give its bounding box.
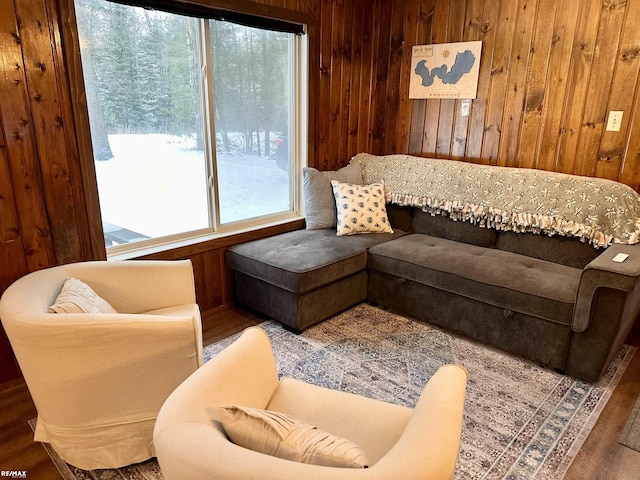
[215,405,369,468]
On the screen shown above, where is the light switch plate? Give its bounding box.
[606,111,623,131]
[460,99,472,117]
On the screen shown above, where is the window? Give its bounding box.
[74,0,306,254]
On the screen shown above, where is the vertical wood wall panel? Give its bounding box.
[596,0,640,180]
[0,0,56,273]
[465,0,498,160]
[535,0,580,171]
[15,0,90,264]
[434,1,466,159]
[481,1,518,164]
[450,0,482,160]
[497,0,538,167]
[573,0,626,177]
[406,1,435,155]
[517,0,556,169]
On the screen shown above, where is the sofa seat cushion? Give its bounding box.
[226,229,405,294]
[368,234,582,325]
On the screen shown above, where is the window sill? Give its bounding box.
[107,215,305,261]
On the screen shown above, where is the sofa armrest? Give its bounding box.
[573,243,640,332]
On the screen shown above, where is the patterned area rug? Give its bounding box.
[37,303,634,480]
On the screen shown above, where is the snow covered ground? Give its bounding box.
[94,134,291,241]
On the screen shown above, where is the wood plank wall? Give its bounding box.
[317,0,640,192]
[1,0,640,383]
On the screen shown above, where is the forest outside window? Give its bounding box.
[74,0,307,255]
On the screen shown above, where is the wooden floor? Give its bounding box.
[1,304,639,479]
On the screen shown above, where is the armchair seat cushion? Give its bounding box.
[368,234,582,325]
[267,378,412,465]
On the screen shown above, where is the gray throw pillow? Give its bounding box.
[303,163,363,229]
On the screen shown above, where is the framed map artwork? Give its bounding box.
[409,41,482,99]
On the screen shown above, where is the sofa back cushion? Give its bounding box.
[410,210,496,248]
[386,204,413,231]
[494,231,600,268]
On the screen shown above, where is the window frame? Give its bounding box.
[60,0,312,260]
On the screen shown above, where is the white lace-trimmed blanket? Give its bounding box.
[351,153,640,248]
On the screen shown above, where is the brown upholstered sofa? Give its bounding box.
[226,154,640,382]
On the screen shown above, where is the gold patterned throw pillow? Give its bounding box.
[331,180,394,236]
[214,405,369,468]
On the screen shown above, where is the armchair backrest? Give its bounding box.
[0,260,196,317]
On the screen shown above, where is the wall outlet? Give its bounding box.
[606,111,623,131]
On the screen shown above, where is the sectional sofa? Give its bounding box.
[226,153,640,381]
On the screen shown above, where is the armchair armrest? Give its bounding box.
[154,327,280,430]
[573,243,640,332]
[371,364,468,479]
[11,312,202,427]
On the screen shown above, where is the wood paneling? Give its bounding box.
[315,0,640,192]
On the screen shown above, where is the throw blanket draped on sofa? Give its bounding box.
[352,153,640,248]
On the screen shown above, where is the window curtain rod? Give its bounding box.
[106,0,305,35]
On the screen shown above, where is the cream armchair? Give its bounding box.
[154,327,468,480]
[0,260,203,470]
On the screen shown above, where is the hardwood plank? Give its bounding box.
[573,0,626,177]
[327,0,345,168]
[620,72,640,191]
[336,0,354,163]
[394,0,421,154]
[0,379,61,479]
[451,0,484,160]
[346,0,365,159]
[535,0,581,171]
[0,0,55,272]
[15,0,84,265]
[315,0,333,169]
[496,0,538,168]
[370,0,392,154]
[480,0,518,164]
[47,0,98,261]
[407,1,435,155]
[596,0,640,182]
[56,0,107,261]
[465,0,500,162]
[0,118,28,292]
[382,0,408,155]
[201,304,262,344]
[421,0,449,156]
[435,0,466,159]
[356,0,374,155]
[190,250,224,312]
[555,0,602,174]
[517,0,557,169]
